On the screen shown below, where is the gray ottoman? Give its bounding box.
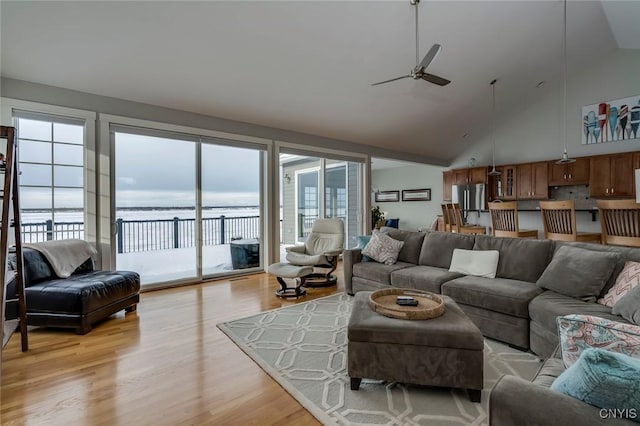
[347,292,485,402]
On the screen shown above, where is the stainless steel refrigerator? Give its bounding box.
[451,184,486,219]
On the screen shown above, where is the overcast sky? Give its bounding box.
[15,118,261,209]
[115,133,260,207]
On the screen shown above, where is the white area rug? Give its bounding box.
[217,293,542,425]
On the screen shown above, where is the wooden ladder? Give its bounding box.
[1,125,28,351]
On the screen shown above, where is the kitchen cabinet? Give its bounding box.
[548,157,590,186]
[453,167,487,185]
[589,154,634,198]
[443,171,453,201]
[517,162,548,199]
[497,165,517,200]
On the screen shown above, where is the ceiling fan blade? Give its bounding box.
[421,73,451,86]
[371,75,412,86]
[418,44,442,71]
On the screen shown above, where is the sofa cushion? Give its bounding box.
[17,248,56,286]
[551,348,640,414]
[25,270,141,315]
[613,285,640,325]
[473,234,552,282]
[380,227,426,265]
[553,241,640,298]
[418,231,475,269]
[352,261,414,285]
[536,245,620,303]
[390,265,464,293]
[442,275,544,318]
[449,248,499,278]
[532,357,566,388]
[528,291,627,335]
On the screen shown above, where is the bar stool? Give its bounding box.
[539,200,601,242]
[597,199,640,247]
[488,201,538,238]
[450,203,486,235]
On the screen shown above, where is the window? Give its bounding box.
[16,114,86,242]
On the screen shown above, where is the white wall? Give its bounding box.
[450,49,640,169]
[372,164,444,231]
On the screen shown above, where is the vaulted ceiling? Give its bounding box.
[1,1,634,164]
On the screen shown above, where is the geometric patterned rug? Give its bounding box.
[217,293,542,425]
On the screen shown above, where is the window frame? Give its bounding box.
[1,98,97,250]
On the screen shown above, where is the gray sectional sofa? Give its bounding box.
[343,227,640,357]
[489,348,635,425]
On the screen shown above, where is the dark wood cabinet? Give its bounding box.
[469,167,487,184]
[443,171,453,201]
[611,154,634,197]
[517,162,548,199]
[589,154,634,198]
[548,157,589,186]
[454,169,468,185]
[452,167,487,185]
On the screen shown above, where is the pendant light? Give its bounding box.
[488,79,502,176]
[556,0,575,164]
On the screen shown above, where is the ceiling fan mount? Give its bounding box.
[372,0,451,87]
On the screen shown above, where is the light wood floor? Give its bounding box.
[1,267,344,425]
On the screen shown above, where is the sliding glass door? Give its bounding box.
[201,143,261,276]
[113,128,264,287]
[279,153,363,258]
[114,132,197,284]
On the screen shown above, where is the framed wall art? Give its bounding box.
[375,190,400,202]
[582,94,640,144]
[402,188,431,201]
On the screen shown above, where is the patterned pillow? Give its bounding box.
[557,314,640,368]
[598,261,640,307]
[362,230,404,265]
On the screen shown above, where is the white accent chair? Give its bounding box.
[285,218,345,287]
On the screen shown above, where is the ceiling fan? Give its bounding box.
[371,0,451,87]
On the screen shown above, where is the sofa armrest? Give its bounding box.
[490,375,634,426]
[343,248,362,295]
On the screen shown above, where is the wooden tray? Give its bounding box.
[368,288,445,320]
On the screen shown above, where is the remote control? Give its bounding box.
[396,299,418,306]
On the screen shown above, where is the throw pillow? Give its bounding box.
[598,261,640,307]
[362,230,404,265]
[557,314,640,368]
[551,348,640,415]
[613,285,640,326]
[536,245,620,302]
[356,235,372,262]
[449,249,500,278]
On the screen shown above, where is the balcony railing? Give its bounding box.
[21,214,338,253]
[22,216,263,253]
